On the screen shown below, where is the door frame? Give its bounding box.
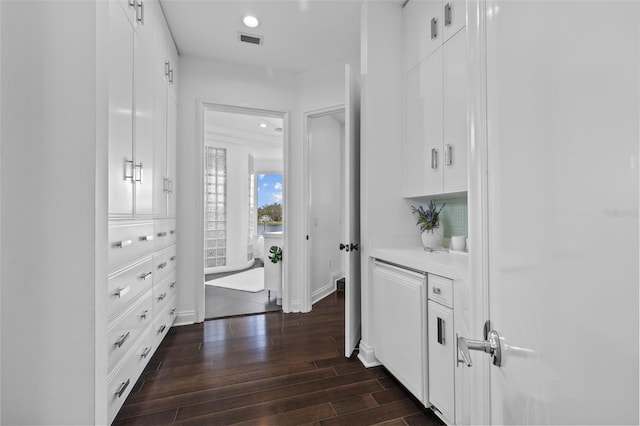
[302,104,346,312]
[196,101,289,322]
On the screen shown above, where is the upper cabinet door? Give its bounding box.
[153,72,168,218]
[108,3,134,218]
[442,0,466,42]
[402,66,428,197]
[403,0,443,74]
[166,90,177,219]
[421,48,444,196]
[443,29,467,193]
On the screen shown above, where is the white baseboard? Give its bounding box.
[357,340,381,368]
[174,310,197,326]
[285,299,302,313]
[312,281,336,305]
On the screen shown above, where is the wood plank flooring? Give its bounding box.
[114,292,444,425]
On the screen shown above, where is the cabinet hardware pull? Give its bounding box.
[140,235,154,242]
[437,317,445,345]
[140,309,149,319]
[116,240,133,248]
[128,0,135,7]
[430,17,438,40]
[170,256,176,262]
[157,292,167,301]
[123,159,134,182]
[136,0,144,25]
[141,347,151,358]
[444,3,452,26]
[432,287,441,295]
[165,61,170,78]
[157,262,167,270]
[115,286,131,298]
[140,271,152,280]
[163,177,170,193]
[170,308,176,315]
[158,325,166,333]
[169,68,174,84]
[169,282,176,289]
[157,232,167,238]
[115,379,130,398]
[170,229,176,235]
[431,148,438,169]
[115,331,130,348]
[445,144,453,166]
[134,162,144,183]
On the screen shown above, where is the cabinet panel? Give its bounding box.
[422,48,444,195]
[443,29,467,192]
[167,89,177,218]
[428,300,455,423]
[403,66,427,197]
[109,3,134,217]
[153,72,168,217]
[403,0,443,74]
[442,0,466,42]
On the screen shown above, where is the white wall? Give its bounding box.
[0,1,107,423]
[176,56,296,322]
[255,158,283,174]
[309,114,345,303]
[358,1,417,365]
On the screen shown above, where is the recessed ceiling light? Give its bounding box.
[259,123,267,128]
[243,15,259,28]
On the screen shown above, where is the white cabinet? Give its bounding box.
[402,28,467,197]
[427,274,455,424]
[373,261,427,404]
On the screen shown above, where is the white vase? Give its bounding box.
[421,226,444,249]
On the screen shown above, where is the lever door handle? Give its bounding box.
[457,328,503,367]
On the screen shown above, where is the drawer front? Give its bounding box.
[109,221,155,266]
[153,272,177,313]
[107,328,154,424]
[152,297,177,351]
[108,290,153,373]
[153,244,177,283]
[154,219,177,249]
[107,256,153,318]
[428,274,453,308]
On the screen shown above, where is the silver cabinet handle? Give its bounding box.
[157,292,167,301]
[170,308,176,315]
[140,309,149,319]
[116,240,133,248]
[157,262,167,270]
[157,232,167,238]
[134,162,143,183]
[115,286,130,298]
[170,229,176,235]
[430,17,438,40]
[140,234,154,242]
[115,331,130,348]
[431,148,439,169]
[115,379,130,398]
[141,347,151,358]
[445,144,453,166]
[136,0,144,25]
[437,317,446,345]
[169,68,174,84]
[163,177,170,193]
[164,61,170,78]
[444,3,452,26]
[432,287,441,295]
[128,0,135,7]
[140,271,152,280]
[123,159,134,182]
[169,282,176,289]
[158,325,166,333]
[170,256,176,262]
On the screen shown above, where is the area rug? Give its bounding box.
[205,267,264,293]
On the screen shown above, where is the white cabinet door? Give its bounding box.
[373,262,426,403]
[108,2,134,217]
[153,74,168,218]
[133,43,155,217]
[402,66,428,197]
[403,0,443,74]
[428,299,455,423]
[166,89,177,218]
[443,29,466,193]
[421,48,444,196]
[442,0,465,42]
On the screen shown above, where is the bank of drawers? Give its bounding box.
[108,290,153,372]
[109,221,155,267]
[107,257,153,319]
[155,219,176,250]
[154,244,177,283]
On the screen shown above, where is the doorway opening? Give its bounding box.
[201,104,286,319]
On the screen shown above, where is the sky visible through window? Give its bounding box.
[257,174,283,207]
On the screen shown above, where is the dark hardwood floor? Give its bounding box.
[114,292,443,425]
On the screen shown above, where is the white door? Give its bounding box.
[482,1,639,424]
[344,64,361,357]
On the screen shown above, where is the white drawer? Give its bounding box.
[153,244,176,283]
[109,221,154,266]
[153,271,177,313]
[152,297,177,351]
[107,256,153,319]
[428,274,453,308]
[154,219,177,250]
[107,327,154,424]
[108,290,153,373]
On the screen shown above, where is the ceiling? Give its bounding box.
[159,0,363,73]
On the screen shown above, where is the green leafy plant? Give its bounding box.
[268,246,283,264]
[411,201,446,233]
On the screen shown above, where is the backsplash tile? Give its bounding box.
[430,196,468,238]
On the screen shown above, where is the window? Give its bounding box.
[204,147,227,267]
[257,173,283,235]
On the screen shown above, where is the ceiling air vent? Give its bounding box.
[238,32,263,46]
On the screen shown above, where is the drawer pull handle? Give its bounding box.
[170,256,176,262]
[157,232,167,238]
[170,230,176,235]
[115,379,130,398]
[157,262,167,270]
[170,308,176,315]
[115,286,130,298]
[115,331,130,348]
[432,287,442,295]
[437,317,446,345]
[141,347,151,358]
[444,2,452,26]
[157,292,167,301]
[158,325,166,334]
[140,309,149,319]
[169,282,176,289]
[116,240,133,248]
[140,271,152,280]
[140,234,154,241]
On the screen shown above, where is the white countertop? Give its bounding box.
[371,246,469,282]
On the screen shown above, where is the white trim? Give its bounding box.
[356,341,381,368]
[302,105,346,313]
[311,281,336,305]
[174,310,197,326]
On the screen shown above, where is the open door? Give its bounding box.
[462,1,639,424]
[344,64,361,357]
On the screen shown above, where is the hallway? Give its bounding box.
[113,293,443,425]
